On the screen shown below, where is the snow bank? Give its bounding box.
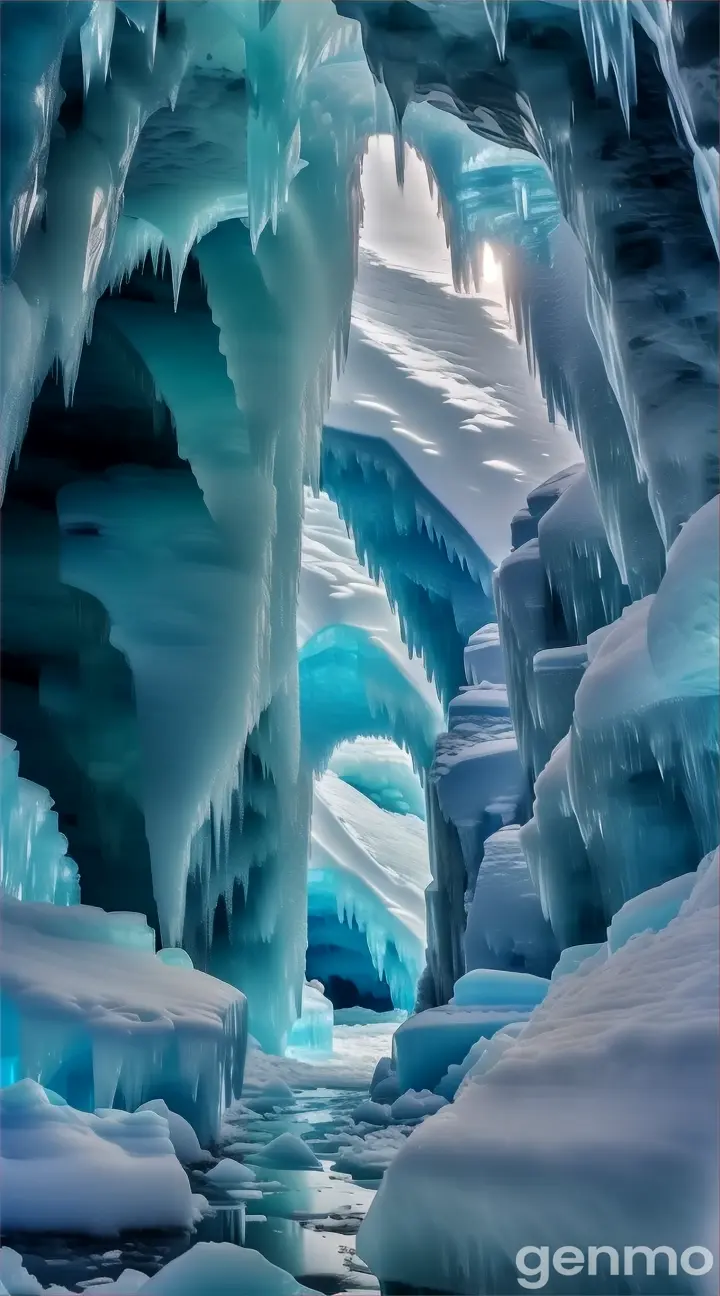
[0,895,246,1141]
[0,1080,194,1235]
[0,1242,317,1295]
[359,853,720,1294]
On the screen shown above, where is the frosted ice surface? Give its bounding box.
[463,623,505,687]
[359,852,720,1294]
[0,895,246,1141]
[0,1079,194,1235]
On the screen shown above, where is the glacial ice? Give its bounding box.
[285,981,335,1058]
[451,968,550,1011]
[0,894,246,1141]
[0,734,79,906]
[0,1079,195,1235]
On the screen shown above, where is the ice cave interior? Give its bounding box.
[0,2,718,1294]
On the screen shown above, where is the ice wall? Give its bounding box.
[521,496,719,946]
[0,2,382,1053]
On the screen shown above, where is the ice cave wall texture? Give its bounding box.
[0,0,718,1252]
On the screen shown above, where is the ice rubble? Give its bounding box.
[0,895,246,1142]
[0,1242,319,1296]
[359,851,720,1295]
[0,735,79,906]
[308,771,430,1012]
[0,1079,195,1235]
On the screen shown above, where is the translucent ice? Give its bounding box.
[0,734,79,906]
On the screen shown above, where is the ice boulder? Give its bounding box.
[248,1133,322,1171]
[390,1090,448,1122]
[156,948,194,970]
[0,894,246,1142]
[0,1080,194,1235]
[136,1100,212,1165]
[450,968,550,1010]
[393,1002,536,1094]
[351,1100,392,1128]
[203,1159,257,1187]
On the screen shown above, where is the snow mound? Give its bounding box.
[248,1132,322,1171]
[0,1080,194,1235]
[135,1100,211,1166]
[359,852,720,1294]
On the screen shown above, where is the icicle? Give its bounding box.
[482,0,509,62]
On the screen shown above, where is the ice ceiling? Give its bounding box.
[1,0,718,1058]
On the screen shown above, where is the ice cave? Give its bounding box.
[0,1,718,1293]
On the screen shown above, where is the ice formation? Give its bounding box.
[0,735,79,905]
[285,980,335,1058]
[0,1079,195,1235]
[0,894,246,1140]
[308,770,430,1012]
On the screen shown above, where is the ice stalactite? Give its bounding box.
[322,430,496,709]
[341,0,719,560]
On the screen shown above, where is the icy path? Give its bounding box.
[2,1031,401,1296]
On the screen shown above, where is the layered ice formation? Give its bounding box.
[0,894,246,1140]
